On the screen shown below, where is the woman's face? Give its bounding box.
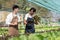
[29,10,35,15]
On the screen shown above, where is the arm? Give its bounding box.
[24,20,27,25]
[6,14,17,26]
[24,14,28,25]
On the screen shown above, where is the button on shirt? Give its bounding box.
[5,12,20,25]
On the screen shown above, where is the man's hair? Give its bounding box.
[29,7,36,12]
[12,5,19,10]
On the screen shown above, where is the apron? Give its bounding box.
[8,16,19,36]
[25,17,35,33]
[8,25,19,36]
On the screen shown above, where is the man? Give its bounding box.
[6,5,20,36]
[24,8,36,34]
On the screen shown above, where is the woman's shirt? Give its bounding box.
[24,13,33,20]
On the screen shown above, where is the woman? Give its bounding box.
[24,8,36,34]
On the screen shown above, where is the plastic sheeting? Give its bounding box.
[28,0,60,13]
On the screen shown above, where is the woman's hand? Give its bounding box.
[24,20,27,25]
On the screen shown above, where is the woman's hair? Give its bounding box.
[29,7,36,12]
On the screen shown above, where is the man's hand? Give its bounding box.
[13,22,17,25]
[10,22,17,25]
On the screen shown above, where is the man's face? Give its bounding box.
[30,10,35,15]
[14,8,19,13]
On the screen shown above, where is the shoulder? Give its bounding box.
[8,12,12,16]
[7,12,12,17]
[25,13,29,16]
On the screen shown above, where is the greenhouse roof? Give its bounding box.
[28,0,60,13]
